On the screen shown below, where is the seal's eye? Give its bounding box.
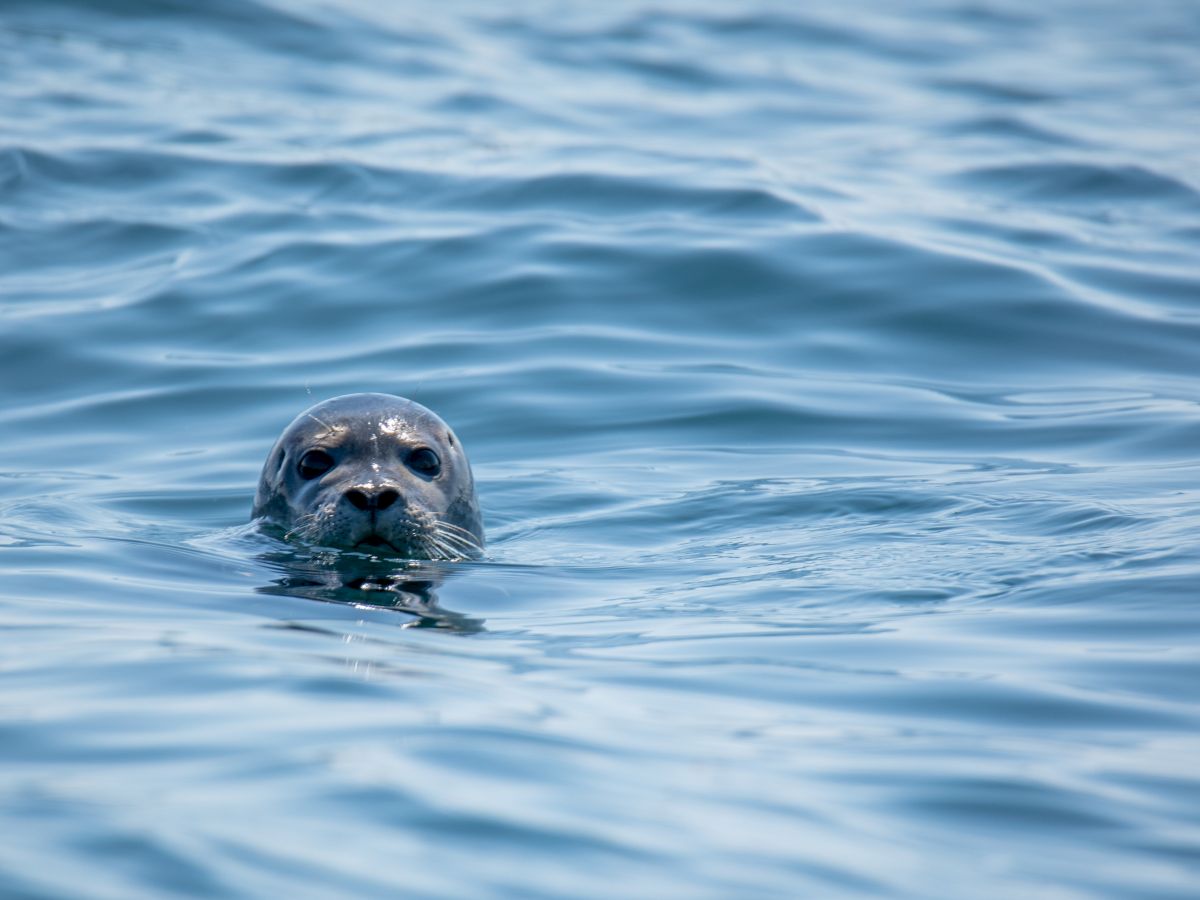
[407,447,441,477]
[297,449,335,480]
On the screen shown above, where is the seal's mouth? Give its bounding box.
[356,534,400,553]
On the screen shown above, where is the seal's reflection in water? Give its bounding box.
[255,546,485,633]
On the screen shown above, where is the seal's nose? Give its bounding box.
[344,487,401,512]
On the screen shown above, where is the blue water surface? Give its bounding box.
[2,1,1200,897]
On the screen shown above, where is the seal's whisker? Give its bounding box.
[432,523,482,556]
[431,526,475,549]
[419,535,457,561]
[431,544,458,562]
[284,511,321,542]
[428,530,463,554]
[434,519,481,542]
[425,530,476,561]
[433,516,482,542]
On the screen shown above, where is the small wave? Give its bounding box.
[954,160,1200,210]
[943,114,1081,147]
[463,172,817,221]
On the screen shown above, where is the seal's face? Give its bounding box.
[253,394,483,559]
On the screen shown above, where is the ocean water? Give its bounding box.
[2,0,1199,896]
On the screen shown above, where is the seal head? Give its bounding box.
[253,393,483,559]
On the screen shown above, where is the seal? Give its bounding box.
[252,393,484,560]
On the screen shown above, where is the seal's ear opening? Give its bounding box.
[274,448,286,475]
[446,432,455,447]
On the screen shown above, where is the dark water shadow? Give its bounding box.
[253,543,486,634]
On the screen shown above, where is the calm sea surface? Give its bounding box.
[2,1,1199,897]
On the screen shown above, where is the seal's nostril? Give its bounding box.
[345,487,400,511]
